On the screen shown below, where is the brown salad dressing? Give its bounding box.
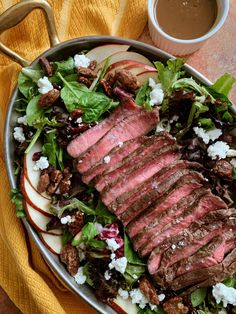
[155,0,218,40]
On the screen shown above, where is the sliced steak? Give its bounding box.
[111,160,202,215]
[77,107,160,173]
[140,192,227,258]
[82,136,147,185]
[148,209,231,276]
[131,187,208,249]
[96,133,176,192]
[67,100,142,158]
[101,144,180,206]
[95,135,175,192]
[126,172,204,237]
[170,248,236,291]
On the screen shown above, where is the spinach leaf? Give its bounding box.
[10,188,25,218]
[212,73,236,97]
[72,222,100,247]
[59,73,119,123]
[18,72,38,100]
[21,67,43,82]
[54,57,75,76]
[26,95,44,126]
[138,305,164,314]
[95,200,117,225]
[83,263,95,287]
[50,198,96,217]
[124,234,145,266]
[191,288,208,307]
[42,130,64,170]
[88,239,107,249]
[135,82,152,107]
[223,275,236,288]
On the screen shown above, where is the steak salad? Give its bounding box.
[10,44,236,314]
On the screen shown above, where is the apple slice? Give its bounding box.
[105,60,140,77]
[24,141,50,200]
[40,233,63,255]
[112,296,137,314]
[24,202,62,235]
[21,172,52,217]
[124,64,156,76]
[85,44,129,64]
[96,51,153,71]
[137,71,159,85]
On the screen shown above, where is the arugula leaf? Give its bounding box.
[212,73,236,97]
[42,130,64,170]
[10,188,25,218]
[191,288,208,307]
[124,234,145,266]
[198,118,214,129]
[54,57,75,76]
[72,222,99,247]
[50,198,96,217]
[62,229,73,245]
[58,73,119,123]
[88,239,107,249]
[154,58,185,95]
[95,200,117,224]
[18,72,38,100]
[135,82,152,107]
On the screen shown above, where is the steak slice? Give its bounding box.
[126,172,205,237]
[131,187,208,248]
[111,160,202,215]
[82,136,147,185]
[101,144,180,206]
[170,248,236,291]
[140,192,227,257]
[148,209,231,276]
[67,100,142,158]
[77,107,160,173]
[95,133,176,192]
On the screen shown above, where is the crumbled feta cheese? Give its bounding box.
[148,78,164,106]
[17,115,27,126]
[103,155,111,164]
[109,256,127,274]
[171,244,176,250]
[37,76,53,94]
[230,159,236,167]
[33,156,49,171]
[60,215,72,225]
[130,288,149,309]
[158,293,166,302]
[74,54,90,68]
[118,288,129,300]
[76,117,83,124]
[193,127,222,144]
[104,270,111,281]
[110,253,116,260]
[149,304,157,310]
[13,127,25,143]
[118,141,124,148]
[207,141,230,160]
[212,283,236,307]
[106,238,120,252]
[74,267,86,285]
[94,222,103,233]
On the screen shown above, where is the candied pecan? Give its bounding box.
[39,89,60,108]
[115,69,140,92]
[39,57,53,76]
[213,160,233,180]
[88,60,97,70]
[100,79,113,97]
[59,167,72,195]
[47,169,63,195]
[69,109,83,120]
[37,171,50,193]
[163,297,189,314]
[77,66,97,78]
[68,211,85,236]
[231,307,236,314]
[78,76,92,87]
[60,244,80,276]
[106,73,116,87]
[139,276,159,305]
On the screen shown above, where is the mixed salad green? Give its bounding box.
[10,47,236,314]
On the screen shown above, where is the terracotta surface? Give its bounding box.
[1,2,236,313]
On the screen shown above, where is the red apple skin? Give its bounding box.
[40,233,62,255]
[124,64,156,72]
[110,302,128,314]
[20,171,52,217]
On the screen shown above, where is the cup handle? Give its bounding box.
[0,0,60,66]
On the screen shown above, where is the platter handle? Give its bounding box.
[0,0,60,66]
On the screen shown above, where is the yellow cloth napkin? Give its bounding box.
[0,1,147,313]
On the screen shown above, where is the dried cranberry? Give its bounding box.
[32,152,42,161]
